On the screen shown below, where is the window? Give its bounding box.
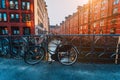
[110,27,116,34]
[101,7,105,10]
[22,14,31,22]
[101,12,105,18]
[0,27,8,35]
[0,13,7,22]
[100,20,105,26]
[0,0,6,9]
[100,30,103,34]
[93,30,96,34]
[113,7,118,14]
[93,23,96,28]
[11,27,20,35]
[101,0,107,5]
[9,0,18,9]
[22,1,30,10]
[113,0,119,5]
[10,13,19,22]
[94,4,98,10]
[3,13,7,21]
[111,19,117,24]
[23,27,31,35]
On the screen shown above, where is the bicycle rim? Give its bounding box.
[57,45,78,65]
[24,47,45,65]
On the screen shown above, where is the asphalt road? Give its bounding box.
[0,58,120,80]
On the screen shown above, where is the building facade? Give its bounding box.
[34,0,49,35]
[0,0,49,35]
[50,25,60,34]
[59,0,120,34]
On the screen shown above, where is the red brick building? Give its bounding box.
[50,25,60,34]
[0,0,49,35]
[59,0,120,34]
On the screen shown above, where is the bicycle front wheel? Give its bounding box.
[24,46,45,65]
[57,45,78,65]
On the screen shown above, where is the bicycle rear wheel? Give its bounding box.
[11,37,27,59]
[57,45,78,65]
[24,46,45,65]
[0,38,10,57]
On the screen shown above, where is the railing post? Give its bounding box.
[9,35,12,55]
[79,36,82,54]
[92,35,95,53]
[115,36,120,64]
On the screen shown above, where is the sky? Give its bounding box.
[45,0,88,25]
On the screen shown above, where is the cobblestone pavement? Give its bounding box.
[0,58,120,80]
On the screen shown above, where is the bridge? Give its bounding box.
[0,34,120,64]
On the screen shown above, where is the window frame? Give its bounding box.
[0,26,8,35]
[23,27,31,35]
[100,20,105,26]
[11,27,20,35]
[9,0,19,10]
[21,1,30,10]
[0,12,7,22]
[110,27,116,34]
[10,13,20,22]
[113,0,119,5]
[0,0,6,9]
[113,7,118,14]
[22,13,31,22]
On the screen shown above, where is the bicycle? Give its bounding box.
[24,34,78,65]
[23,35,45,64]
[0,35,28,59]
[0,35,46,65]
[0,34,78,65]
[0,36,10,57]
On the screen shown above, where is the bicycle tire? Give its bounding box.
[24,46,45,65]
[11,37,27,59]
[57,44,78,65]
[0,38,10,56]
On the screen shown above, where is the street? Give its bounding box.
[0,58,120,80]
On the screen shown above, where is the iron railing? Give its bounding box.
[0,34,120,64]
